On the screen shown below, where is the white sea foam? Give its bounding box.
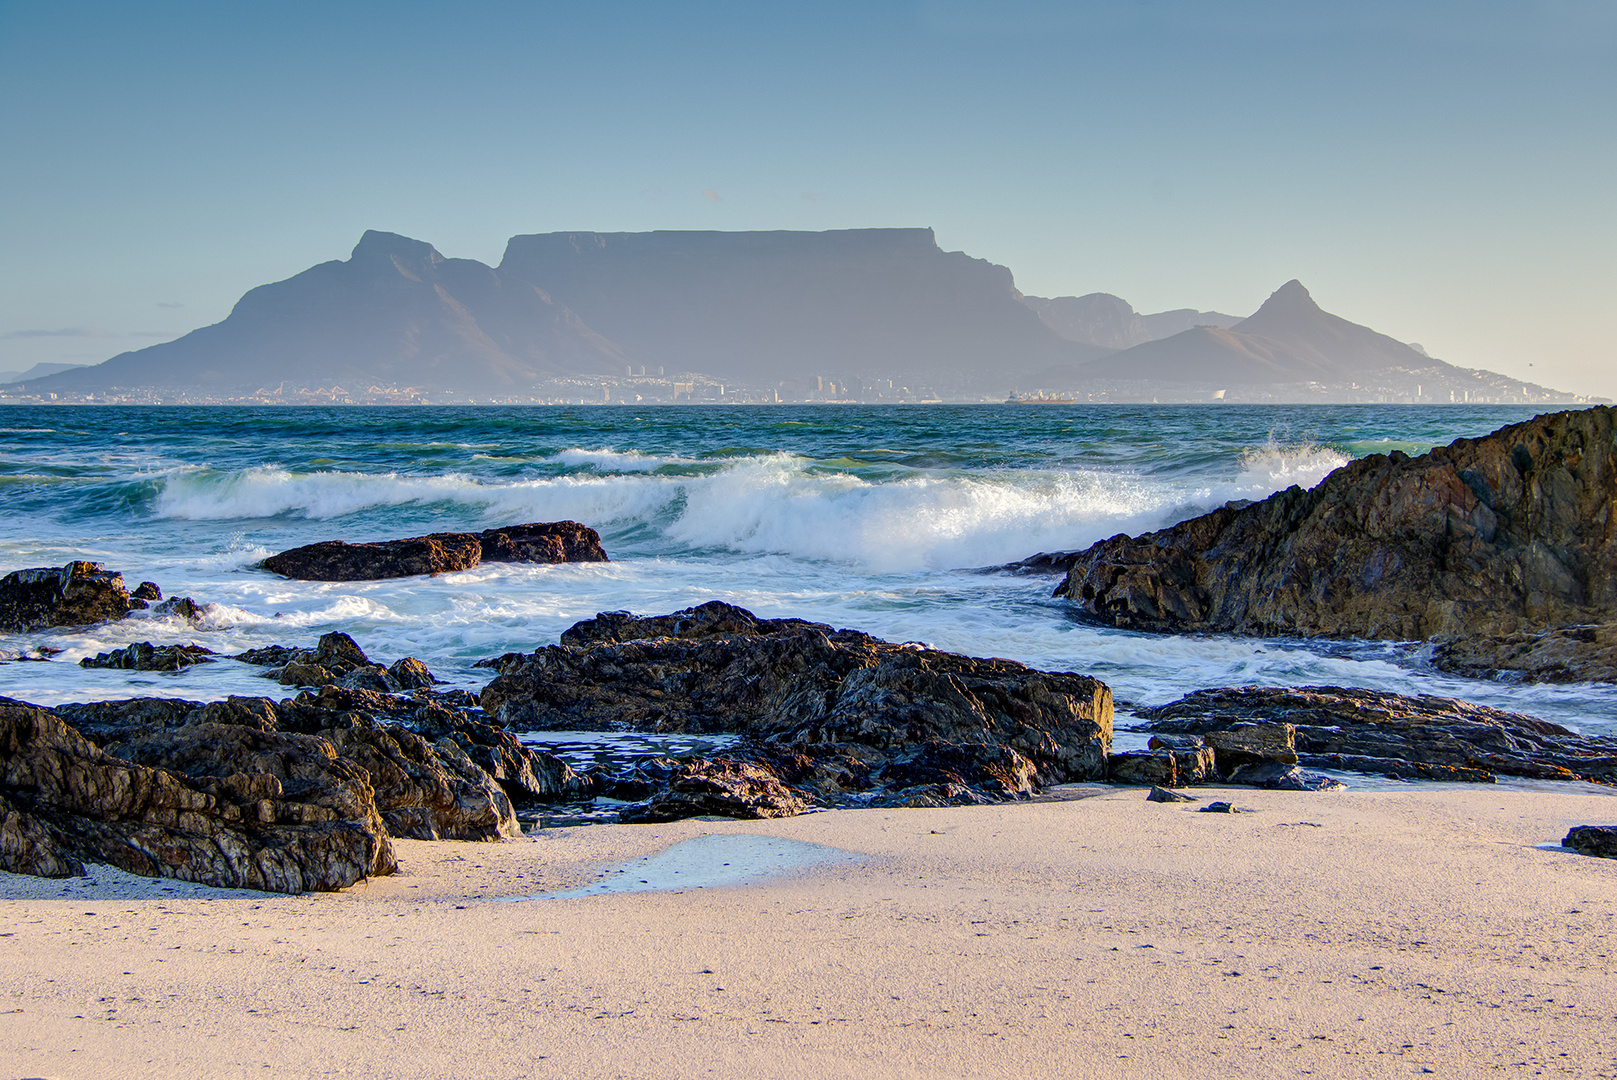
[147,444,1348,573]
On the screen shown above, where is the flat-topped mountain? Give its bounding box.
[497,228,1086,386]
[5,233,1592,404]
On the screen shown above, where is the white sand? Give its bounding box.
[3,786,1615,1079]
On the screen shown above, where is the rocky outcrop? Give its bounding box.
[0,698,396,891]
[477,601,1112,818]
[79,642,216,671]
[1430,624,1617,684]
[261,533,483,581]
[1134,685,1617,785]
[260,521,608,581]
[1054,407,1617,670]
[618,759,808,823]
[0,562,131,632]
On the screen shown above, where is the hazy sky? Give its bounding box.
[2,1,1612,395]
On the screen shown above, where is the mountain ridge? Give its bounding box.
[2,232,1594,405]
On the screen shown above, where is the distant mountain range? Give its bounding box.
[2,229,1593,404]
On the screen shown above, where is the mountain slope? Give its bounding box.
[15,232,626,395]
[1020,292,1238,351]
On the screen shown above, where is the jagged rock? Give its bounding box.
[618,758,808,823]
[1563,826,1617,859]
[338,665,403,694]
[79,642,216,672]
[153,596,204,620]
[388,657,438,690]
[1146,785,1197,803]
[132,582,163,602]
[1225,761,1345,791]
[0,562,131,632]
[1054,407,1617,677]
[476,522,609,564]
[261,532,483,581]
[412,702,586,803]
[277,660,337,687]
[260,522,608,581]
[1138,685,1617,785]
[1,698,396,892]
[1203,723,1298,771]
[479,601,1113,815]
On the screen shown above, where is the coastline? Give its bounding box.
[5,786,1614,1079]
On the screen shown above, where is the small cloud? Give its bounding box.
[1,328,98,339]
[702,189,721,202]
[801,191,823,203]
[130,330,181,338]
[155,301,184,309]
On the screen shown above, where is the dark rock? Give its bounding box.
[132,581,163,602]
[1146,785,1197,803]
[260,522,609,581]
[479,602,1113,814]
[388,657,438,690]
[877,740,1038,800]
[1054,407,1617,678]
[231,645,306,667]
[153,596,204,620]
[1198,801,1245,814]
[261,532,484,581]
[337,665,403,694]
[618,758,809,823]
[79,642,216,672]
[1294,753,1495,783]
[1,698,396,892]
[1431,624,1617,684]
[411,701,586,804]
[1563,825,1617,859]
[0,562,131,632]
[275,661,337,688]
[1203,723,1298,771]
[477,521,609,564]
[1139,685,1617,785]
[1225,761,1345,791]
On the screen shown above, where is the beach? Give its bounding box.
[5,785,1614,1079]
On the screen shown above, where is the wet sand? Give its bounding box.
[3,786,1615,1079]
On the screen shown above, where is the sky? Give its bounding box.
[1,0,1612,395]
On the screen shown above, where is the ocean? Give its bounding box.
[3,403,1614,770]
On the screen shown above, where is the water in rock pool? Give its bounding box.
[2,403,1613,777]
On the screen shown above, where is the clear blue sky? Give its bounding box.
[2,0,1612,395]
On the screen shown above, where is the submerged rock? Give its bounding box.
[1053,407,1617,679]
[1137,685,1617,785]
[478,600,1113,820]
[260,521,609,581]
[0,561,131,632]
[79,642,216,672]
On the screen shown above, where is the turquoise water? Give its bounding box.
[2,403,1612,743]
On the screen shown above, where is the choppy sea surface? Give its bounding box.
[2,403,1613,757]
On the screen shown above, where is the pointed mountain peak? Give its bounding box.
[350,230,443,265]
[1253,279,1320,316]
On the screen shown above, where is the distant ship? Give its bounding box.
[1005,391,1076,404]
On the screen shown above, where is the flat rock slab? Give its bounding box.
[261,521,607,581]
